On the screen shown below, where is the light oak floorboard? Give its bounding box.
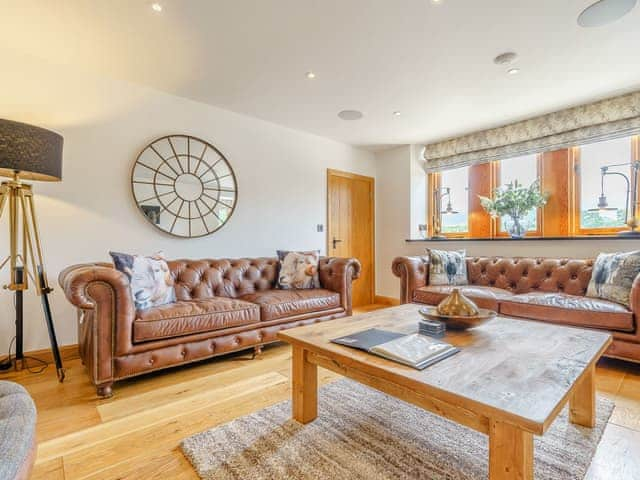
[2,306,638,479]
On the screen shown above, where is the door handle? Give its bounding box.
[332,237,343,249]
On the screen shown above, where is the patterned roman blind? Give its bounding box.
[423,91,640,172]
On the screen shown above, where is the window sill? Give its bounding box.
[406,235,639,242]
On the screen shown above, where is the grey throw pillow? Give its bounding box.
[586,250,640,308]
[110,251,176,310]
[428,249,468,286]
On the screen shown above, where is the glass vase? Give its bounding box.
[506,215,526,239]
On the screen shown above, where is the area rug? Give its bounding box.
[181,379,613,479]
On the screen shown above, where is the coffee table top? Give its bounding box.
[278,303,611,434]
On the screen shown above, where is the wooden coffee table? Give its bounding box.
[278,303,611,480]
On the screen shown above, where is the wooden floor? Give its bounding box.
[3,304,640,479]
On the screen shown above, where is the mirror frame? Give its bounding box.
[130,134,238,238]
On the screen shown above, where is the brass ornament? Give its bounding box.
[436,288,479,317]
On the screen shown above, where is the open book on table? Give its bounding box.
[331,328,459,370]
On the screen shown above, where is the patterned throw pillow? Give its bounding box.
[586,251,640,308]
[428,249,468,286]
[109,251,176,310]
[276,250,321,289]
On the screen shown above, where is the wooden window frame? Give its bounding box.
[569,136,640,236]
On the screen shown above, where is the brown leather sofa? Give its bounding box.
[59,256,360,397]
[392,255,640,363]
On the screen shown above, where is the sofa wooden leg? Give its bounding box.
[252,345,263,359]
[97,383,113,398]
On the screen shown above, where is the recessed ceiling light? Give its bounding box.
[493,52,518,65]
[507,68,520,75]
[151,3,163,12]
[306,71,316,79]
[578,0,637,27]
[431,0,443,4]
[393,111,401,116]
[338,110,363,121]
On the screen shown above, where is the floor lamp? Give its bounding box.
[0,119,65,382]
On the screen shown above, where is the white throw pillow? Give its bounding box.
[110,251,176,310]
[276,250,321,289]
[586,250,640,308]
[428,249,468,286]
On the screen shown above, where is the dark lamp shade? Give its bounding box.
[0,119,63,181]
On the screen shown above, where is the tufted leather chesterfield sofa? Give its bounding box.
[59,256,360,397]
[392,256,640,363]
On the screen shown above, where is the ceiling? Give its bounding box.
[2,0,639,150]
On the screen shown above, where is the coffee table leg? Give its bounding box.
[570,363,596,428]
[292,345,317,424]
[489,419,533,480]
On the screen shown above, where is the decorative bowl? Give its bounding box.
[419,306,497,330]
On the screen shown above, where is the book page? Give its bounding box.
[371,334,452,366]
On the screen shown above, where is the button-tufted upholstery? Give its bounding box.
[59,256,360,397]
[393,255,640,363]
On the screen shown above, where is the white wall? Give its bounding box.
[0,50,376,354]
[375,145,412,297]
[374,146,640,299]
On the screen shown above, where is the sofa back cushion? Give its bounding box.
[466,257,593,295]
[167,258,279,300]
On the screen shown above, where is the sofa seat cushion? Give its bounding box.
[500,292,634,332]
[413,285,514,311]
[133,298,260,342]
[241,289,341,322]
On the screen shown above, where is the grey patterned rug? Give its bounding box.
[181,379,613,479]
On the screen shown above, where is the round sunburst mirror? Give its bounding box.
[131,135,238,238]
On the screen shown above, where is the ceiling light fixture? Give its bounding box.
[493,52,518,65]
[507,68,520,75]
[431,0,443,4]
[151,3,163,12]
[306,71,316,79]
[578,0,637,27]
[338,110,364,121]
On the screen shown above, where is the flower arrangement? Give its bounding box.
[478,179,549,238]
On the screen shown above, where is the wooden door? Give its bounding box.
[327,169,375,307]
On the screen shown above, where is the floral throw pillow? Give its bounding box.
[586,250,640,308]
[276,250,321,289]
[428,249,468,286]
[110,251,176,310]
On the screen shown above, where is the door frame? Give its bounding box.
[326,168,375,305]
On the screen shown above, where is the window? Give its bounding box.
[427,167,469,237]
[497,154,540,234]
[575,136,634,233]
[440,167,469,234]
[426,135,639,239]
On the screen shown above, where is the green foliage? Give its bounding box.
[479,179,548,219]
[581,209,626,229]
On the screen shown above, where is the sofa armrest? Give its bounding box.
[318,257,361,315]
[630,273,640,320]
[58,263,136,378]
[392,256,430,304]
